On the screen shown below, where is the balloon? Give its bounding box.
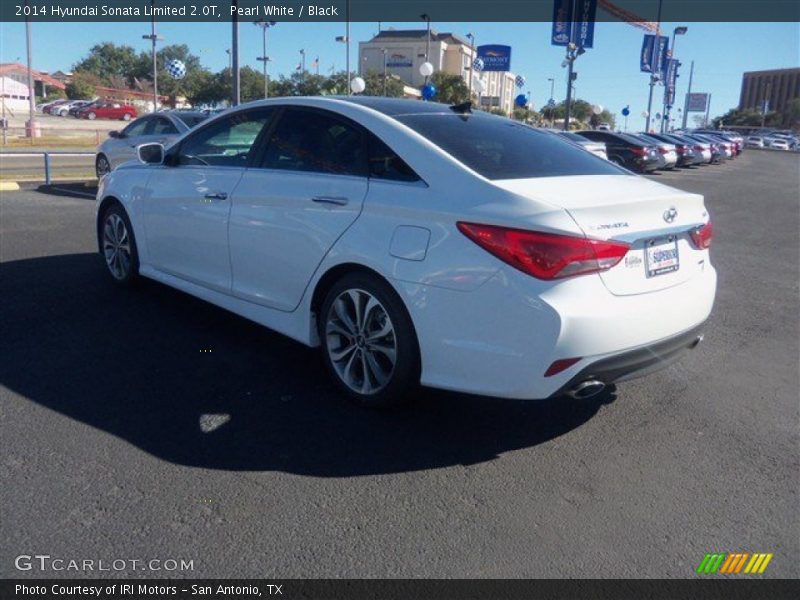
[419,62,434,77]
[422,83,436,100]
[350,77,366,94]
[514,75,526,89]
[472,57,484,72]
[641,110,649,118]
[621,106,630,116]
[165,59,186,80]
[515,94,528,108]
[473,77,486,94]
[592,104,603,115]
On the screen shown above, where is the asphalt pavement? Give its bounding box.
[1,150,798,579]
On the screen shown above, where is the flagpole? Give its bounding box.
[645,0,663,132]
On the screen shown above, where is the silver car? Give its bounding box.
[95,111,208,178]
[542,128,608,160]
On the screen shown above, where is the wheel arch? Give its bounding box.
[309,262,420,356]
[96,196,125,253]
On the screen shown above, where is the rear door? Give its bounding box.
[229,106,368,311]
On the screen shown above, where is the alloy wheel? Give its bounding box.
[102,213,132,280]
[325,289,397,395]
[96,155,110,178]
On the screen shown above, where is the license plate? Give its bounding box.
[645,236,679,277]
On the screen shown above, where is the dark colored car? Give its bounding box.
[645,132,699,167]
[576,130,661,172]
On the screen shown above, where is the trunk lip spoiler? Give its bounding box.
[585,221,707,244]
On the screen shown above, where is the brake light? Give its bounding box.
[676,146,686,155]
[694,145,704,153]
[457,222,630,280]
[657,147,668,154]
[630,146,648,157]
[690,221,713,250]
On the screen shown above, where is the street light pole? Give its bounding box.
[645,0,664,132]
[141,1,162,112]
[382,48,388,96]
[466,33,475,100]
[662,26,687,133]
[421,13,431,84]
[231,0,240,106]
[254,20,275,99]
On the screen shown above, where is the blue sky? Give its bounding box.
[1,19,798,129]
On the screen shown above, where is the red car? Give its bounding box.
[78,101,138,121]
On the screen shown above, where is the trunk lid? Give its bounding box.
[493,175,709,296]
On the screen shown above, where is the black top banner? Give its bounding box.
[2,0,799,22]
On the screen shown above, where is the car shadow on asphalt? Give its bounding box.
[0,253,616,476]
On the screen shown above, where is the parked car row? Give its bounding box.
[36,99,139,121]
[744,132,799,151]
[572,129,745,173]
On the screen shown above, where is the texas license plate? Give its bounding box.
[645,236,680,277]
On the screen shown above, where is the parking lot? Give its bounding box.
[0,149,797,578]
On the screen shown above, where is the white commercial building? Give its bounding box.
[358,29,517,114]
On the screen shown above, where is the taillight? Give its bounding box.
[657,147,668,154]
[676,146,686,155]
[690,221,713,250]
[457,222,630,280]
[694,145,704,153]
[630,146,648,157]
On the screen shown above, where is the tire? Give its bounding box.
[122,113,131,121]
[319,272,420,408]
[95,153,111,179]
[100,204,139,286]
[609,156,625,167]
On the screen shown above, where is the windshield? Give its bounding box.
[395,114,625,180]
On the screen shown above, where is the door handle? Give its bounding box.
[204,192,228,201]
[311,195,349,206]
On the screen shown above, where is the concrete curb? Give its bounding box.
[0,181,21,191]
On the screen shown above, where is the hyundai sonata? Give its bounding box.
[96,97,716,407]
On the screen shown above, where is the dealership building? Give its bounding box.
[358,29,518,114]
[738,67,800,113]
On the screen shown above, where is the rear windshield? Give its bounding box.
[395,114,625,180]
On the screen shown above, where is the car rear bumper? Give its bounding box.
[548,323,705,398]
[397,260,717,400]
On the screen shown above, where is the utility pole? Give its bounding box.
[681,60,694,129]
[645,0,664,132]
[231,0,240,106]
[563,44,581,131]
[662,26,687,133]
[142,0,162,112]
[24,1,37,138]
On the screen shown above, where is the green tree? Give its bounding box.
[73,42,141,86]
[361,70,405,97]
[430,72,470,105]
[65,71,101,99]
[184,69,226,106]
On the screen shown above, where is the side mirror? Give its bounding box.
[137,142,164,165]
[109,130,124,139]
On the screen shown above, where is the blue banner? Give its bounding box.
[640,34,669,76]
[477,45,512,72]
[551,0,597,48]
[664,58,679,105]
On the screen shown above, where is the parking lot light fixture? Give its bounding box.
[254,20,276,99]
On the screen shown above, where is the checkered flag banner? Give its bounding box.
[165,59,186,80]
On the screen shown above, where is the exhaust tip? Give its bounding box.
[690,334,704,349]
[566,379,606,400]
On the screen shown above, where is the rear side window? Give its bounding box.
[261,108,367,177]
[148,117,179,135]
[368,134,420,182]
[397,114,624,180]
[122,118,149,137]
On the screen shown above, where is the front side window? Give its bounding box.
[122,118,149,137]
[260,108,367,177]
[177,109,274,167]
[397,114,625,180]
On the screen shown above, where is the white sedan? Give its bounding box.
[96,97,716,407]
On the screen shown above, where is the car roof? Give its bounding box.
[331,96,487,117]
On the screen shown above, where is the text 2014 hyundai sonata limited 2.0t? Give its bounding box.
[96,97,716,407]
